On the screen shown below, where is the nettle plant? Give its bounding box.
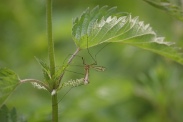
[0,1,183,122]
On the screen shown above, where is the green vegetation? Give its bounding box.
[0,0,183,122]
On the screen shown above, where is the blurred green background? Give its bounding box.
[1,0,183,122]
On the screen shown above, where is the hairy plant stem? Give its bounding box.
[52,93,58,122]
[46,0,57,121]
[46,0,55,80]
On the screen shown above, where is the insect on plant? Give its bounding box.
[72,37,108,85]
[63,38,108,85]
[57,40,108,103]
[81,45,106,85]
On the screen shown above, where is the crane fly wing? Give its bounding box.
[92,66,105,71]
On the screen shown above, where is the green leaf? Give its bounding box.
[143,0,183,21]
[0,68,20,106]
[53,66,64,85]
[72,5,125,49]
[72,5,183,65]
[35,57,68,90]
[35,57,51,82]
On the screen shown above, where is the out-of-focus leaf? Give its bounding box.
[0,105,19,122]
[143,0,183,21]
[72,5,183,65]
[0,105,8,122]
[10,107,17,122]
[0,68,20,106]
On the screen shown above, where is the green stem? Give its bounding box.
[46,0,58,121]
[52,93,58,122]
[46,0,55,79]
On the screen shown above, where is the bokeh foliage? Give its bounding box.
[0,0,183,122]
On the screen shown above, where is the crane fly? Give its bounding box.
[57,39,108,103]
[82,56,105,84]
[80,37,109,84]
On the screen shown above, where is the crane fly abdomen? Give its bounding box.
[84,67,89,84]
